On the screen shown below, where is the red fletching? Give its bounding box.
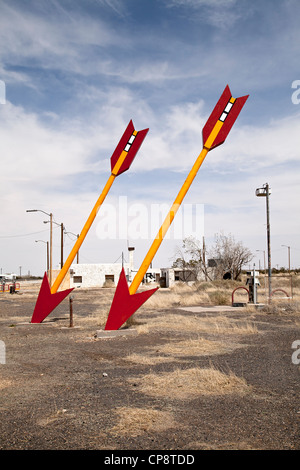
[202,85,249,150]
[212,95,249,149]
[110,120,149,176]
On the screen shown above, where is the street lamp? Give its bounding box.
[281,245,291,273]
[255,183,271,300]
[35,240,49,272]
[64,231,80,263]
[256,249,266,273]
[26,209,53,286]
[44,220,64,269]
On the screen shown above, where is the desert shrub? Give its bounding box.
[208,290,229,305]
[261,301,300,315]
[194,281,211,291]
[292,276,300,288]
[102,279,115,288]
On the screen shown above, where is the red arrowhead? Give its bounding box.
[105,268,158,330]
[31,273,74,323]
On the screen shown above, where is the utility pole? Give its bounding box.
[61,223,64,269]
[256,183,272,301]
[266,183,271,298]
[49,213,53,287]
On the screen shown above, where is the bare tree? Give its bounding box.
[173,236,212,281]
[209,232,253,280]
[173,233,253,281]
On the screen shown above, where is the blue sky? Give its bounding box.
[0,0,299,276]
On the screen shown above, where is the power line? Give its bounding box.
[0,225,60,239]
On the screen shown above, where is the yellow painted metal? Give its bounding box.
[51,173,116,293]
[129,146,210,295]
[111,150,128,176]
[51,148,132,294]
[203,120,223,149]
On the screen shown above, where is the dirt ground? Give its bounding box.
[0,281,299,451]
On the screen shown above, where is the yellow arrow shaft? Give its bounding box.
[51,150,129,294]
[129,146,209,295]
[51,173,115,293]
[129,117,225,295]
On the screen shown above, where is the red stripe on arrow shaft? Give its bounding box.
[202,85,231,149]
[117,128,149,176]
[110,121,149,176]
[211,94,249,149]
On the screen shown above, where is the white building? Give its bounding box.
[64,246,208,290]
[69,263,161,289]
[69,247,161,289]
[160,267,198,287]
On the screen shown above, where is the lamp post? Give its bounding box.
[281,245,291,273]
[255,183,271,300]
[64,231,80,263]
[26,210,53,286]
[44,220,64,269]
[35,240,49,273]
[256,249,266,299]
[256,249,266,273]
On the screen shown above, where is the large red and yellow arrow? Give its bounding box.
[105,85,249,330]
[31,121,148,323]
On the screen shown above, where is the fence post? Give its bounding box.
[69,295,74,327]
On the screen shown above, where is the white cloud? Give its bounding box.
[166,0,243,29]
[0,1,128,84]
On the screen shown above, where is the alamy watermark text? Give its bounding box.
[291,80,300,104]
[95,197,204,241]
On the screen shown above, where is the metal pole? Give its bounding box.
[61,223,64,269]
[266,184,271,300]
[76,235,79,263]
[254,265,256,304]
[46,241,49,273]
[69,296,74,327]
[50,213,53,288]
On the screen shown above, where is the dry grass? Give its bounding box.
[143,290,211,309]
[211,316,259,335]
[155,337,244,357]
[110,406,177,437]
[129,366,251,400]
[0,378,12,390]
[124,337,245,366]
[124,352,174,365]
[143,312,258,337]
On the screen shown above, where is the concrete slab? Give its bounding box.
[178,305,246,313]
[14,321,54,326]
[96,328,138,339]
